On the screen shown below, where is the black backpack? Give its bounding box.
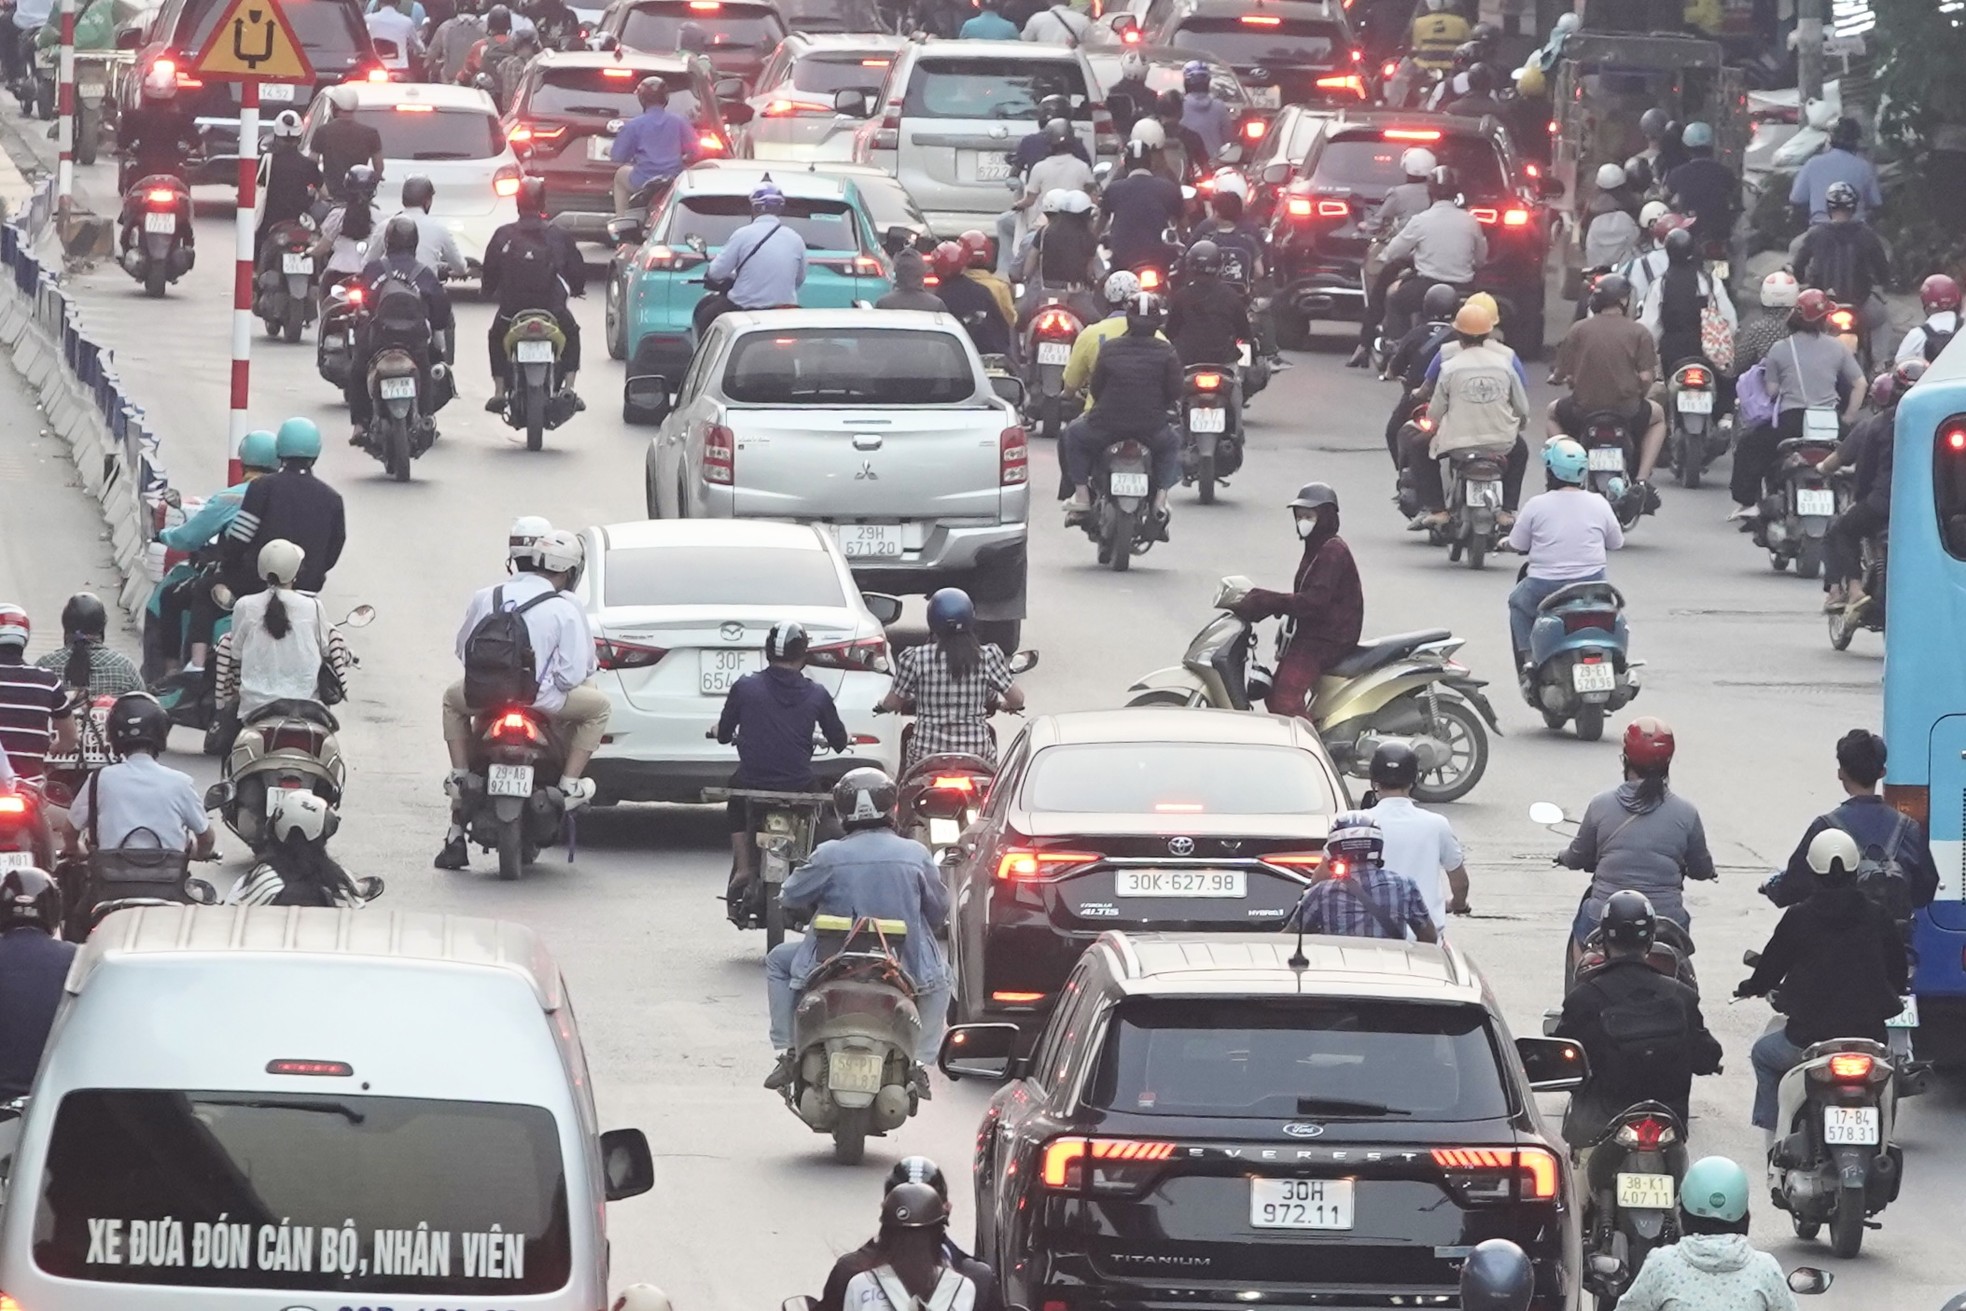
[461,584,559,710]
[1843,811,1915,934]
[370,267,428,342]
[1592,977,1691,1087]
[498,226,560,302]
[1925,323,1956,363]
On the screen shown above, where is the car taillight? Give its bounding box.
[1092,102,1119,156]
[0,1290,24,1310]
[594,638,669,670]
[1242,117,1266,141]
[642,244,697,271]
[490,711,542,742]
[1314,73,1365,98]
[1470,207,1497,224]
[493,165,522,198]
[145,188,176,205]
[1680,367,1710,388]
[698,131,727,155]
[1261,851,1323,870]
[1614,1116,1676,1149]
[1192,371,1223,391]
[1828,1053,1874,1081]
[996,849,1099,881]
[762,99,810,116]
[874,101,902,150]
[508,122,567,147]
[365,65,392,82]
[851,254,885,276]
[1034,307,1078,338]
[1316,199,1349,220]
[807,637,891,673]
[703,424,735,484]
[1041,1137,1176,1191]
[1432,1147,1560,1202]
[1285,195,1313,219]
[1501,208,1531,227]
[1000,426,1027,486]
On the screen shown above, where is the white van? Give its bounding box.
[0,906,654,1311]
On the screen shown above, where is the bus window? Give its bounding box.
[1934,414,1966,558]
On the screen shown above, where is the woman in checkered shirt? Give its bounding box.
[879,589,1026,775]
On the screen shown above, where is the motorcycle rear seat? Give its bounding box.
[244,698,339,732]
[1327,629,1453,678]
[1536,581,1625,614]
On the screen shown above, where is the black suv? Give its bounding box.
[118,0,384,185]
[1144,0,1361,117]
[943,932,1587,1311]
[1267,111,1557,356]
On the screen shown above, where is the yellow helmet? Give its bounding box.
[1515,64,1546,97]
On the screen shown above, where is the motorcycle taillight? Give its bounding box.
[488,711,542,743]
[1614,1115,1677,1149]
[1562,613,1614,634]
[266,727,319,754]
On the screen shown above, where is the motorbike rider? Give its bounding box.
[114,62,199,257]
[348,214,455,447]
[1154,90,1208,185]
[224,418,347,599]
[1583,163,1641,272]
[958,231,1017,328]
[524,0,582,50]
[1765,727,1938,912]
[1099,127,1185,271]
[1411,297,1527,527]
[313,163,385,283]
[437,529,605,869]
[394,176,466,279]
[1663,121,1737,251]
[1407,0,1468,71]
[309,87,384,202]
[461,4,524,88]
[366,0,424,71]
[819,1158,1001,1311]
[1552,272,1667,492]
[212,540,353,723]
[931,241,1013,359]
[254,110,321,257]
[1441,61,1506,119]
[833,1185,986,1311]
[1898,272,1960,366]
[1287,811,1438,942]
[1616,1157,1798,1311]
[1366,741,1469,929]
[764,769,952,1090]
[1458,1240,1534,1311]
[155,428,279,672]
[36,592,141,698]
[1167,239,1250,421]
[1738,827,1906,1143]
[1554,889,1722,1150]
[998,95,1091,275]
[696,179,806,336]
[1736,268,1797,373]
[1061,270,1155,410]
[0,868,77,1099]
[1790,115,1882,225]
[1227,482,1363,717]
[1351,146,1438,368]
[1016,190,1102,324]
[1102,49,1154,136]
[958,0,1018,39]
[610,76,702,219]
[61,691,215,859]
[1379,166,1486,345]
[1621,203,1677,308]
[226,788,371,907]
[1821,363,1918,612]
[483,176,589,412]
[1504,439,1623,668]
[1381,282,1460,458]
[880,589,1023,776]
[1793,181,1892,361]
[1013,119,1096,264]
[1020,0,1089,44]
[1732,288,1865,520]
[1177,60,1231,159]
[0,605,76,784]
[427,0,485,83]
[1061,291,1182,530]
[875,248,946,312]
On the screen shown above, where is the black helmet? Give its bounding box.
[1639,107,1670,140]
[384,214,420,255]
[885,1155,949,1200]
[1460,1239,1535,1311]
[486,2,512,30]
[637,75,670,108]
[1830,115,1862,151]
[833,766,898,831]
[1126,290,1166,334]
[1450,40,1479,71]
[1462,62,1496,96]
[401,174,436,209]
[1368,741,1419,790]
[1589,272,1632,313]
[345,163,379,197]
[1185,239,1222,276]
[765,621,809,662]
[1662,225,1695,264]
[1468,20,1499,51]
[1824,180,1860,213]
[107,690,170,756]
[0,867,61,934]
[1428,165,1458,200]
[60,591,107,638]
[880,1181,949,1229]
[1286,482,1338,512]
[517,175,548,217]
[1600,889,1658,950]
[1043,116,1072,147]
[1155,88,1183,119]
[1622,155,1654,195]
[1421,282,1459,320]
[1036,92,1070,125]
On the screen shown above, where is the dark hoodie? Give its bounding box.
[876,250,947,312]
[1233,514,1364,673]
[716,664,849,790]
[1740,881,1907,1045]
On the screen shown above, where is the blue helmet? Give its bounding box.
[275,417,322,461]
[1182,59,1210,92]
[1680,120,1713,149]
[1544,437,1588,485]
[238,428,278,472]
[925,587,975,635]
[1324,810,1383,872]
[751,179,785,214]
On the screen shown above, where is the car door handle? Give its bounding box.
[852,433,883,451]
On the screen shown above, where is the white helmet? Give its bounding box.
[1040,187,1069,215]
[257,539,305,588]
[1118,50,1147,80]
[272,109,303,139]
[1104,269,1142,304]
[1595,162,1628,191]
[1129,118,1165,150]
[508,514,552,568]
[1638,200,1670,230]
[1425,0,1449,11]
[1399,147,1437,178]
[140,60,178,101]
[1554,11,1581,33]
[1059,189,1093,215]
[534,528,585,579]
[612,1287,674,1311]
[1760,269,1800,309]
[1805,828,1862,879]
[1211,172,1248,201]
[268,787,338,846]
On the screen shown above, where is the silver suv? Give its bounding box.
[637,308,1032,648]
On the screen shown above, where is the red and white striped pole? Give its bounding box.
[228,78,259,484]
[54,0,73,229]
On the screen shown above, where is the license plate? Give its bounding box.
[1189,407,1226,434]
[0,851,33,871]
[588,135,615,161]
[1248,86,1280,108]
[928,816,962,846]
[487,763,534,798]
[1110,470,1150,497]
[1249,1178,1353,1230]
[515,339,555,363]
[1573,662,1616,693]
[1467,480,1501,506]
[1887,996,1920,1028]
[1677,390,1713,413]
[827,1049,884,1094]
[1822,1105,1879,1145]
[324,334,346,350]
[282,253,313,275]
[379,376,417,400]
[1616,1171,1676,1210]
[79,80,103,98]
[1796,488,1836,517]
[143,211,177,234]
[1711,259,1729,282]
[1586,446,1625,472]
[1115,868,1246,898]
[970,151,1014,182]
[1038,340,1071,365]
[259,81,296,102]
[831,523,904,559]
[263,785,303,815]
[700,648,763,695]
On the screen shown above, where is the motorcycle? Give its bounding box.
[1579,1103,1690,1311]
[1078,436,1160,571]
[1755,433,1840,577]
[499,309,578,451]
[120,175,195,298]
[0,783,53,874]
[1436,447,1508,569]
[1126,577,1499,802]
[1829,534,1886,650]
[1761,1024,1906,1258]
[1828,302,1868,373]
[777,914,925,1165]
[364,343,441,481]
[1024,298,1086,444]
[255,215,319,343]
[63,851,223,941]
[145,557,235,757]
[315,275,367,390]
[1521,578,1642,742]
[714,783,835,949]
[1663,359,1729,488]
[899,754,993,866]
[1572,410,1646,529]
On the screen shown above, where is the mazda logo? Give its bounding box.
[1168,836,1195,856]
[720,622,745,641]
[989,124,1010,139]
[1282,1122,1325,1139]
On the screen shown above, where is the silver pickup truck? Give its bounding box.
[637,308,1031,649]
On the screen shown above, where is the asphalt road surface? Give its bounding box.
[0,139,1959,1310]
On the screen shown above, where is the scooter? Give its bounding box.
[1764,1030,1906,1257]
[1024,299,1085,444]
[1755,433,1840,577]
[778,914,925,1165]
[453,702,572,881]
[1521,578,1642,741]
[1436,447,1508,569]
[1078,436,1160,571]
[0,784,53,873]
[1664,359,1729,488]
[365,344,441,481]
[1126,577,1499,802]
[1578,1103,1690,1311]
[1573,411,1646,529]
[120,175,195,298]
[899,754,993,866]
[315,276,367,389]
[255,216,319,343]
[499,310,579,451]
[1179,362,1241,504]
[1828,534,1886,650]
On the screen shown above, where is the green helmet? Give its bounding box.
[1681,1155,1749,1222]
[238,429,278,473]
[275,417,322,461]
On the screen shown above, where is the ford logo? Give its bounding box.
[1168,836,1195,856]
[1282,1122,1325,1139]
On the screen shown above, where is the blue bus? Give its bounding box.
[1883,353,1966,1064]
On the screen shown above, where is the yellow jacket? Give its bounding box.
[964,269,1016,326]
[1062,315,1167,395]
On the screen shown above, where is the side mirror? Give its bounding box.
[1527,800,1565,826]
[883,224,915,255]
[1743,949,1762,968]
[342,604,376,628]
[1261,161,1290,186]
[599,1127,655,1200]
[1515,1035,1587,1092]
[114,24,144,49]
[606,215,646,246]
[1537,175,1566,200]
[1007,648,1038,674]
[860,592,905,626]
[714,76,746,101]
[623,374,672,425]
[834,87,872,118]
[202,781,234,811]
[356,876,386,901]
[722,102,755,126]
[182,877,219,906]
[989,373,1027,410]
[938,1022,1024,1081]
[1787,1268,1832,1296]
[1216,142,1244,164]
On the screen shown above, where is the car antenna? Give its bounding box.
[1286,888,1311,969]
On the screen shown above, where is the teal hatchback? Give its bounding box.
[606,163,894,385]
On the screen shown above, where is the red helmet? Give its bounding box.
[1870,371,1899,410]
[1921,273,1961,315]
[957,229,994,269]
[1895,357,1931,391]
[1793,287,1834,324]
[1622,717,1676,770]
[929,240,968,282]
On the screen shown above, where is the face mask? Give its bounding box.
[1295,516,1314,540]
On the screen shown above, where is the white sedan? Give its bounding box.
[575,520,902,805]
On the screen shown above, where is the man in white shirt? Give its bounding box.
[1015,119,1096,261]
[62,693,215,858]
[395,176,466,278]
[365,0,424,72]
[1364,742,1468,931]
[1022,1,1090,45]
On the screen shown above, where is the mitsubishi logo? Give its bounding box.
[855,460,878,480]
[720,622,744,642]
[1168,836,1195,856]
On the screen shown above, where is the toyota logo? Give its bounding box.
[1282,1122,1325,1139]
[1168,836,1195,856]
[720,622,745,642]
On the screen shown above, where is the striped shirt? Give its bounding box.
[0,660,65,781]
[35,642,143,698]
[1288,865,1433,940]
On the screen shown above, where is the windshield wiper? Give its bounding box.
[234,1098,368,1123]
[563,104,620,115]
[1294,1096,1409,1117]
[412,150,474,160]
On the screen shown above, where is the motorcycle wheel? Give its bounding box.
[1197,452,1216,505]
[1467,536,1486,570]
[143,263,167,298]
[384,417,411,482]
[1541,708,1568,731]
[75,102,97,165]
[1410,697,1488,804]
[1791,1215,1821,1241]
[605,280,627,360]
[1828,608,1855,651]
[1575,704,1606,742]
[1109,507,1136,572]
[524,384,546,452]
[282,299,306,344]
[832,1105,870,1165]
[1676,434,1701,489]
[496,817,525,881]
[1797,538,1823,580]
[1829,1186,1865,1257]
[1770,552,1790,572]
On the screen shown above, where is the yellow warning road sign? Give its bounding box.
[190,0,315,82]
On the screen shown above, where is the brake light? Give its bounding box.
[1239,13,1281,23]
[762,99,805,117]
[493,165,522,198]
[366,65,391,82]
[861,57,890,67]
[1286,195,1313,219]
[1501,208,1531,227]
[703,423,735,484]
[699,131,728,155]
[490,711,542,742]
[1525,162,1540,178]
[0,1291,22,1310]
[393,103,435,113]
[689,0,722,8]
[1262,851,1323,870]
[1614,1116,1676,1150]
[1350,47,1362,61]
[1830,309,1855,332]
[1034,306,1078,338]
[594,637,669,670]
[1432,1146,1560,1201]
[266,1058,354,1077]
[1315,73,1365,98]
[1193,371,1222,391]
[1829,1053,1875,1081]
[1137,267,1162,290]
[996,849,1099,880]
[508,122,567,146]
[642,244,693,271]
[1120,24,1141,42]
[1383,128,1441,142]
[992,990,1045,1003]
[1316,199,1349,219]
[0,794,27,815]
[145,188,176,204]
[1000,425,1028,486]
[1470,207,1498,224]
[930,775,977,793]
[807,637,892,674]
[1381,60,1398,78]
[1041,1136,1176,1189]
[1680,367,1710,388]
[1242,118,1266,141]
[344,285,365,304]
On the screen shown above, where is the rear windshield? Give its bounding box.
[34,1091,570,1293]
[604,546,845,606]
[1089,56,1245,106]
[527,67,696,119]
[1314,134,1507,197]
[663,194,860,251]
[1087,999,1511,1120]
[349,106,503,160]
[792,52,897,96]
[902,56,1091,121]
[723,329,977,405]
[1022,743,1335,815]
[781,0,884,31]
[186,0,370,66]
[1169,18,1343,67]
[619,2,786,53]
